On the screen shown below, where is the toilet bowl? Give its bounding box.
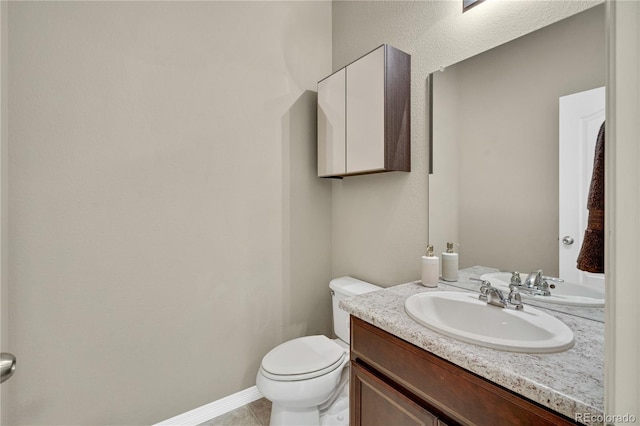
[255,277,381,426]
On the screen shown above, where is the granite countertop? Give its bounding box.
[339,274,605,425]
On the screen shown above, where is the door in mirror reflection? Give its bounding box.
[559,86,605,288]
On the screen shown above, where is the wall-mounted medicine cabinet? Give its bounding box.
[317,44,411,178]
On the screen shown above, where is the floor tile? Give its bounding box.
[248,398,272,425]
[198,406,260,426]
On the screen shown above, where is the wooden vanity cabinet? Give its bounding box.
[317,44,410,178]
[350,317,575,426]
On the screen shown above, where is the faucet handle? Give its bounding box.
[507,287,524,311]
[470,278,493,301]
[510,271,522,286]
[470,277,491,287]
[478,284,490,301]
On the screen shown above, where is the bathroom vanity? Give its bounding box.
[351,317,573,425]
[340,281,604,425]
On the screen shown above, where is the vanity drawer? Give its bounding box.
[350,316,574,426]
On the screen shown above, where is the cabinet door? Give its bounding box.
[351,361,439,426]
[317,68,346,177]
[346,46,385,174]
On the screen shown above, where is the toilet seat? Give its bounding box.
[260,335,347,382]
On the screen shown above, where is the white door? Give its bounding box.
[558,86,605,287]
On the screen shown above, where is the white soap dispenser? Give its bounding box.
[421,245,439,287]
[441,242,459,282]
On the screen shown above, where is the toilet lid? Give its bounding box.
[261,335,346,380]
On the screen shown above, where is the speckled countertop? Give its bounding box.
[339,271,604,425]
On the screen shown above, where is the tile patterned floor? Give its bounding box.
[199,398,271,426]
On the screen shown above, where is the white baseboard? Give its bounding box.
[154,386,264,426]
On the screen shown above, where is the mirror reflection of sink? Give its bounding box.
[404,291,575,353]
[480,272,605,308]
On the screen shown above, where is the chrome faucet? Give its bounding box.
[524,270,547,291]
[474,279,523,311]
[509,270,563,296]
[510,270,549,295]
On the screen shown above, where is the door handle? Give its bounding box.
[562,236,574,246]
[0,352,16,383]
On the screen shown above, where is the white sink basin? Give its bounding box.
[404,291,574,353]
[480,272,605,308]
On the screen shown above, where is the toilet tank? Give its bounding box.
[330,276,381,344]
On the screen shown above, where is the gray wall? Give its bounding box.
[433,5,605,275]
[331,0,603,286]
[5,2,331,424]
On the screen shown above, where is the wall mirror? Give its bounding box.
[463,0,485,13]
[428,4,605,322]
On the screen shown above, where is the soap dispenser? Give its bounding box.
[441,242,459,282]
[421,245,439,287]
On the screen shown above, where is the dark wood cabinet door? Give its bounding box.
[351,361,439,426]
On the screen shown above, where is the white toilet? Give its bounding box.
[256,276,381,426]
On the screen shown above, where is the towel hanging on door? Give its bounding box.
[576,121,605,273]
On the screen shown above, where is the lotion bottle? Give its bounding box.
[421,245,439,287]
[441,242,459,282]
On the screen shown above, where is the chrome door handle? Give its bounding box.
[562,236,574,245]
[1,352,16,383]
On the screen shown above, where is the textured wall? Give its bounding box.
[6,2,331,424]
[331,0,603,286]
[605,0,640,415]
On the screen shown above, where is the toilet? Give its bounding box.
[256,276,381,426]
